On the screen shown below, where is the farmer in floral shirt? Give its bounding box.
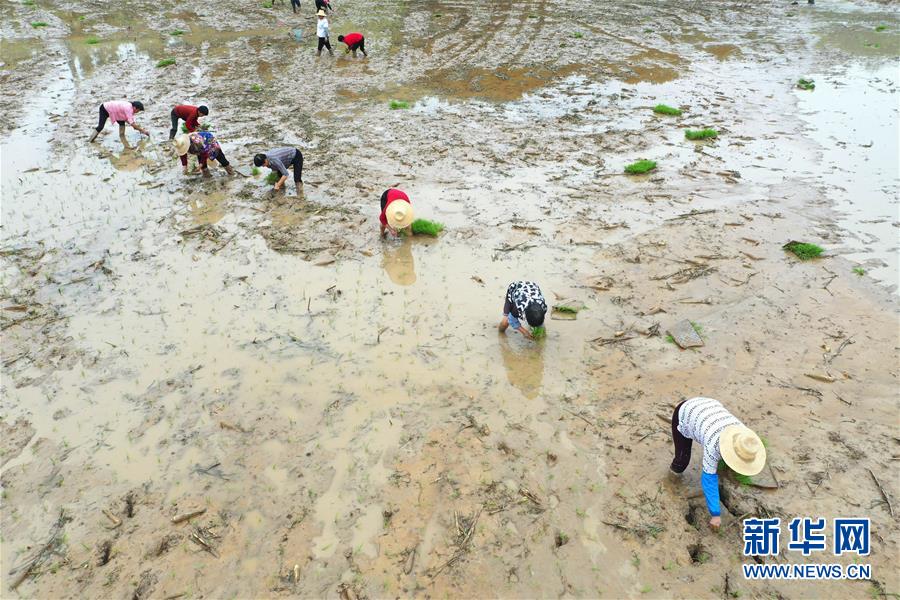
[173,132,234,177]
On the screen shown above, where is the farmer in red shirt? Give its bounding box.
[337,32,367,57]
[169,104,209,139]
[379,188,414,238]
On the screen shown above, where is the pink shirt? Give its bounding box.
[102,101,136,125]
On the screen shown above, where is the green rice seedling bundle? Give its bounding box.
[410,219,444,237]
[624,159,657,174]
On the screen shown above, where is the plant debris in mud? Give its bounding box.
[410,218,444,237]
[85,36,100,44]
[685,128,718,140]
[624,159,657,174]
[783,241,824,260]
[653,104,682,116]
[156,58,176,68]
[796,78,815,90]
[389,100,410,110]
[30,21,48,27]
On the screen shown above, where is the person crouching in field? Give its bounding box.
[89,100,149,144]
[338,32,367,57]
[670,397,766,531]
[379,188,414,238]
[174,132,234,177]
[499,281,547,339]
[254,147,304,190]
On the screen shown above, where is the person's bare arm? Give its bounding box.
[517,326,533,339]
[274,175,289,190]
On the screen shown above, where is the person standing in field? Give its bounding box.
[253,147,304,190]
[337,32,367,57]
[89,100,149,144]
[669,397,766,531]
[379,188,414,238]
[316,10,334,56]
[169,104,209,139]
[173,132,235,177]
[314,0,333,13]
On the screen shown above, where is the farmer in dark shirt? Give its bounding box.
[337,32,367,57]
[499,281,547,339]
[254,147,304,190]
[169,104,209,139]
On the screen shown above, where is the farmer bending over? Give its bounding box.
[89,100,149,144]
[379,188,414,238]
[316,10,334,56]
[338,32,367,57]
[174,132,235,177]
[670,397,766,531]
[254,147,304,190]
[169,104,209,139]
[499,281,547,339]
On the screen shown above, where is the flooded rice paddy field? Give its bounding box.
[1,0,899,598]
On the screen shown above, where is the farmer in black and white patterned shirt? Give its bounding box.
[499,281,547,339]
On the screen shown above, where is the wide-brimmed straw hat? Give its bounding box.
[316,9,326,16]
[719,425,766,476]
[173,134,190,156]
[385,200,414,229]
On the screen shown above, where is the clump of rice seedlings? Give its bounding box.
[23,0,35,5]
[783,241,824,260]
[31,21,49,28]
[389,100,410,110]
[528,14,539,19]
[554,305,579,314]
[864,42,880,48]
[410,219,444,237]
[664,334,675,344]
[181,122,211,133]
[874,24,888,32]
[85,36,100,44]
[624,159,657,174]
[653,104,682,116]
[572,32,584,38]
[685,128,718,140]
[156,58,176,68]
[251,83,262,92]
[170,29,185,36]
[262,1,273,7]
[434,13,442,17]
[852,266,866,276]
[531,326,546,340]
[251,167,261,176]
[265,172,279,184]
[796,78,815,90]
[690,321,703,336]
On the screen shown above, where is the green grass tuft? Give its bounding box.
[251,167,261,176]
[170,29,185,36]
[796,78,815,90]
[531,326,546,340]
[30,21,48,27]
[874,24,888,32]
[783,241,824,260]
[410,219,444,237]
[262,1,273,7]
[389,100,410,110]
[653,104,682,116]
[251,83,262,92]
[685,128,718,140]
[156,58,176,68]
[624,159,657,174]
[265,172,279,184]
[573,32,583,38]
[85,36,100,44]
[23,0,35,5]
[852,266,866,276]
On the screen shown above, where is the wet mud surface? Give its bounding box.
[2,0,899,598]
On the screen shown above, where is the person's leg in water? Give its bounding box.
[358,38,367,57]
[117,121,128,147]
[89,104,109,142]
[670,400,692,473]
[169,110,180,139]
[214,150,235,175]
[498,297,513,332]
[317,36,325,56]
[291,0,300,13]
[322,37,334,56]
[291,149,304,185]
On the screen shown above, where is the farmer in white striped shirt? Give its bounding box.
[670,397,766,530]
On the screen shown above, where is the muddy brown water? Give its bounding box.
[1,0,899,598]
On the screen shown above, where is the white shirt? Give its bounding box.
[677,397,743,475]
[317,18,329,38]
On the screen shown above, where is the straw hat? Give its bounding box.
[719,425,766,476]
[173,134,190,156]
[317,9,326,16]
[385,200,414,229]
